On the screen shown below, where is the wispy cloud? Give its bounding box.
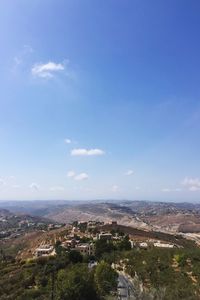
[31,61,65,78]
[67,170,76,178]
[29,182,40,191]
[0,178,6,187]
[161,188,171,193]
[7,175,15,181]
[111,185,120,192]
[67,170,89,181]
[74,173,89,181]
[181,177,200,191]
[189,186,200,192]
[12,184,21,189]
[13,45,34,71]
[162,187,182,193]
[0,176,19,189]
[50,186,65,191]
[71,148,105,156]
[14,57,22,67]
[125,170,134,176]
[64,138,72,144]
[135,186,141,190]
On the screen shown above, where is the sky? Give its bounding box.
[0,0,200,201]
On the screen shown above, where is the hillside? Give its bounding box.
[0,208,54,231]
[45,202,149,230]
[44,201,200,235]
[2,200,200,236]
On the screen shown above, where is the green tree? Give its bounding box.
[55,240,65,256]
[95,261,118,297]
[95,239,115,259]
[117,235,131,251]
[68,250,83,264]
[56,264,98,300]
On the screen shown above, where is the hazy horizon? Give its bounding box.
[0,198,200,205]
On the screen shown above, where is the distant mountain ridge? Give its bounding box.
[1,200,200,233]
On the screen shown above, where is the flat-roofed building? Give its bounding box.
[98,232,112,240]
[75,243,95,256]
[154,241,174,248]
[35,245,54,257]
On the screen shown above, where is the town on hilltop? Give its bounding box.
[35,220,176,259]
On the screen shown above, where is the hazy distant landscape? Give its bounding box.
[2,199,200,235]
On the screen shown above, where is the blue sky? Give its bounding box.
[0,0,200,201]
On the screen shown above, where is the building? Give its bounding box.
[111,221,117,225]
[98,232,112,240]
[35,245,54,257]
[62,238,77,249]
[75,243,95,256]
[139,242,148,249]
[154,241,174,248]
[87,220,104,228]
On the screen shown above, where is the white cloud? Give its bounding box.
[0,178,6,187]
[12,184,20,189]
[162,188,171,193]
[65,138,71,144]
[67,171,89,181]
[74,173,89,181]
[0,176,17,188]
[189,186,200,192]
[162,187,182,193]
[125,170,134,176]
[50,186,65,192]
[181,177,200,191]
[182,177,200,187]
[29,182,40,191]
[111,185,120,192]
[174,188,182,192]
[7,175,15,180]
[67,170,76,178]
[31,61,65,78]
[71,148,105,156]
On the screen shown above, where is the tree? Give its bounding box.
[68,250,83,264]
[78,222,87,233]
[117,235,131,251]
[55,240,65,256]
[56,264,98,300]
[95,239,115,259]
[95,261,118,296]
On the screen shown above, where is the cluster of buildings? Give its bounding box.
[133,240,175,249]
[35,220,116,258]
[35,239,95,258]
[34,220,175,258]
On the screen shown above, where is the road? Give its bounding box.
[117,273,136,300]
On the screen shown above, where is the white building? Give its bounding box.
[154,241,174,248]
[139,242,148,249]
[35,245,54,257]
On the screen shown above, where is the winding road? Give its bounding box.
[117,273,136,300]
